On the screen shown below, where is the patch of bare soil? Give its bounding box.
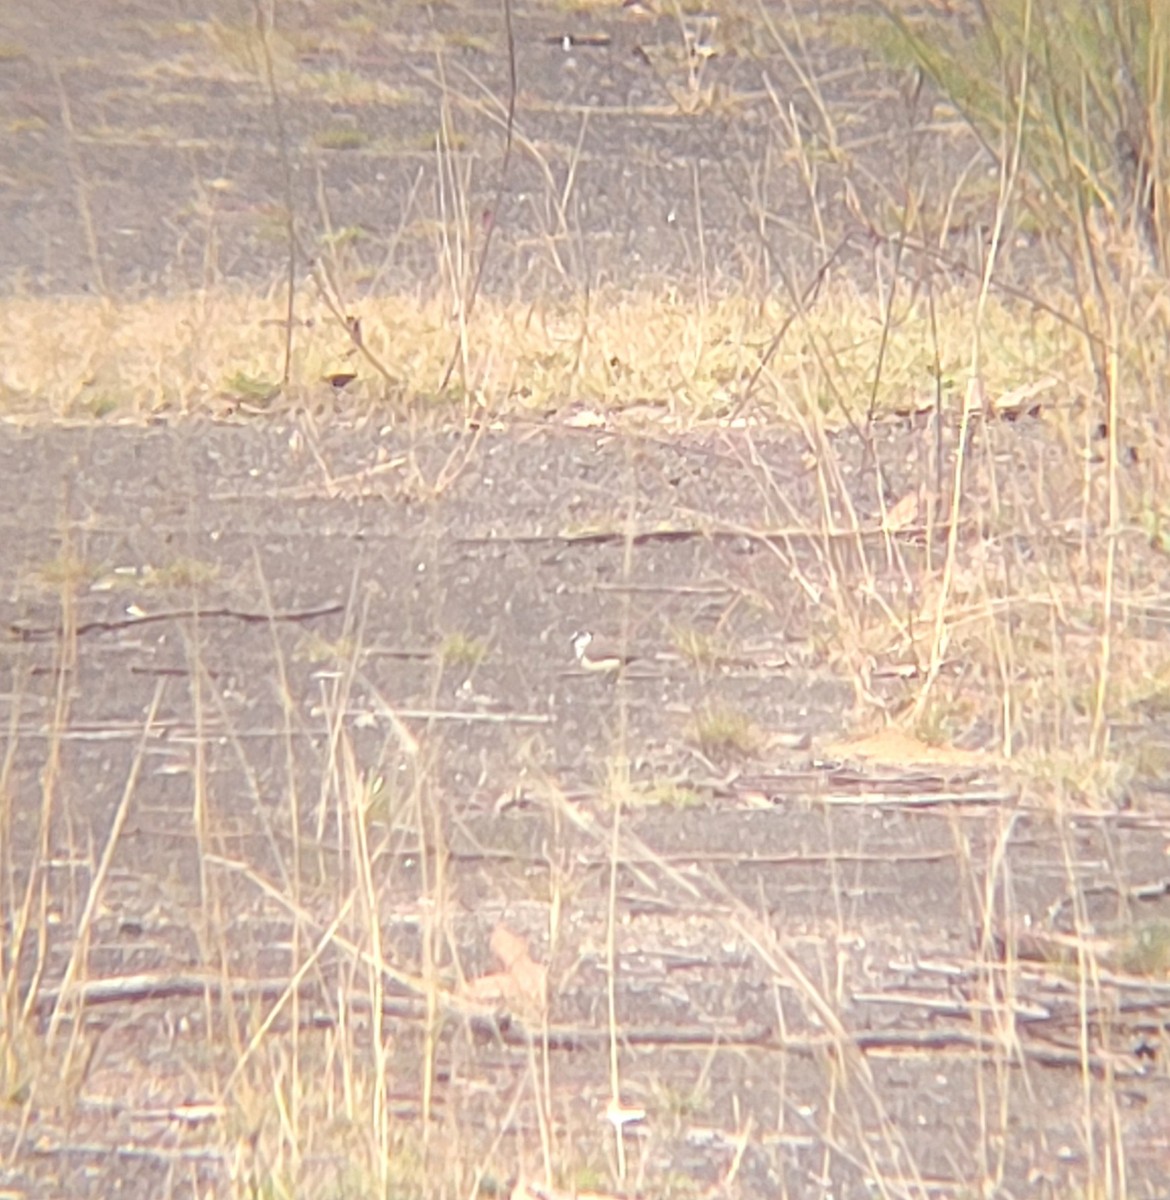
[2,418,1168,1199]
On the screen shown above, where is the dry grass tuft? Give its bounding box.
[689,701,763,760]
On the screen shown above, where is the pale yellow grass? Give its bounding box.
[0,282,1094,423]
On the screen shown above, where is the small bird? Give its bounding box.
[570,630,641,674]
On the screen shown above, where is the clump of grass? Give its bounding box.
[298,68,413,105]
[321,225,366,250]
[296,632,358,666]
[616,780,705,810]
[26,554,96,590]
[312,126,370,151]
[1119,921,1170,977]
[671,625,730,671]
[864,0,1166,261]
[911,692,979,750]
[442,29,493,52]
[139,558,220,590]
[202,17,297,82]
[221,370,282,405]
[1025,920,1170,979]
[648,781,704,808]
[689,702,762,759]
[1018,751,1134,813]
[439,632,489,667]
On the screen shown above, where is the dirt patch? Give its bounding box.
[2,417,1168,1198]
[0,0,983,298]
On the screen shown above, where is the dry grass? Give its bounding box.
[3,1,1170,1197]
[689,701,763,760]
[0,279,1102,424]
